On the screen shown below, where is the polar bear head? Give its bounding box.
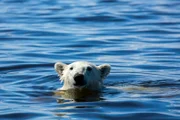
[54,61,111,91]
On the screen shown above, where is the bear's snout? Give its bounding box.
[74,74,86,86]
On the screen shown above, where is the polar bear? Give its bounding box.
[54,61,111,91]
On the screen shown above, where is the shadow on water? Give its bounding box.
[54,88,104,102]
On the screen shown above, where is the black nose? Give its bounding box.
[74,74,86,86]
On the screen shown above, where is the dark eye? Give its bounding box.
[87,66,92,71]
[70,67,73,70]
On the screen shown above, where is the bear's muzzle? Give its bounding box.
[74,74,86,86]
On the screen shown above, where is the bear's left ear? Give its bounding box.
[98,64,111,79]
[54,62,67,76]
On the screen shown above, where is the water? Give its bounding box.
[0,0,180,119]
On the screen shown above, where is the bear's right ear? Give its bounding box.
[98,64,111,80]
[54,62,67,76]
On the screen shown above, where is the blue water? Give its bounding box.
[0,0,180,119]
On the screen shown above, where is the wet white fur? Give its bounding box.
[54,61,111,90]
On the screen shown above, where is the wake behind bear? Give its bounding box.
[54,61,111,91]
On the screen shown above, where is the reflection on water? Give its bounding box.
[54,88,102,102]
[0,0,180,119]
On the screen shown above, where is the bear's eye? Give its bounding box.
[70,67,73,70]
[87,66,92,71]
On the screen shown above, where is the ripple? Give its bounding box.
[139,79,180,87]
[0,112,53,120]
[75,15,127,22]
[0,63,53,72]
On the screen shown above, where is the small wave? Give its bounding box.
[138,79,180,87]
[0,63,54,72]
[75,15,127,22]
[0,112,49,119]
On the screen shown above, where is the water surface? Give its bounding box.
[0,0,180,119]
